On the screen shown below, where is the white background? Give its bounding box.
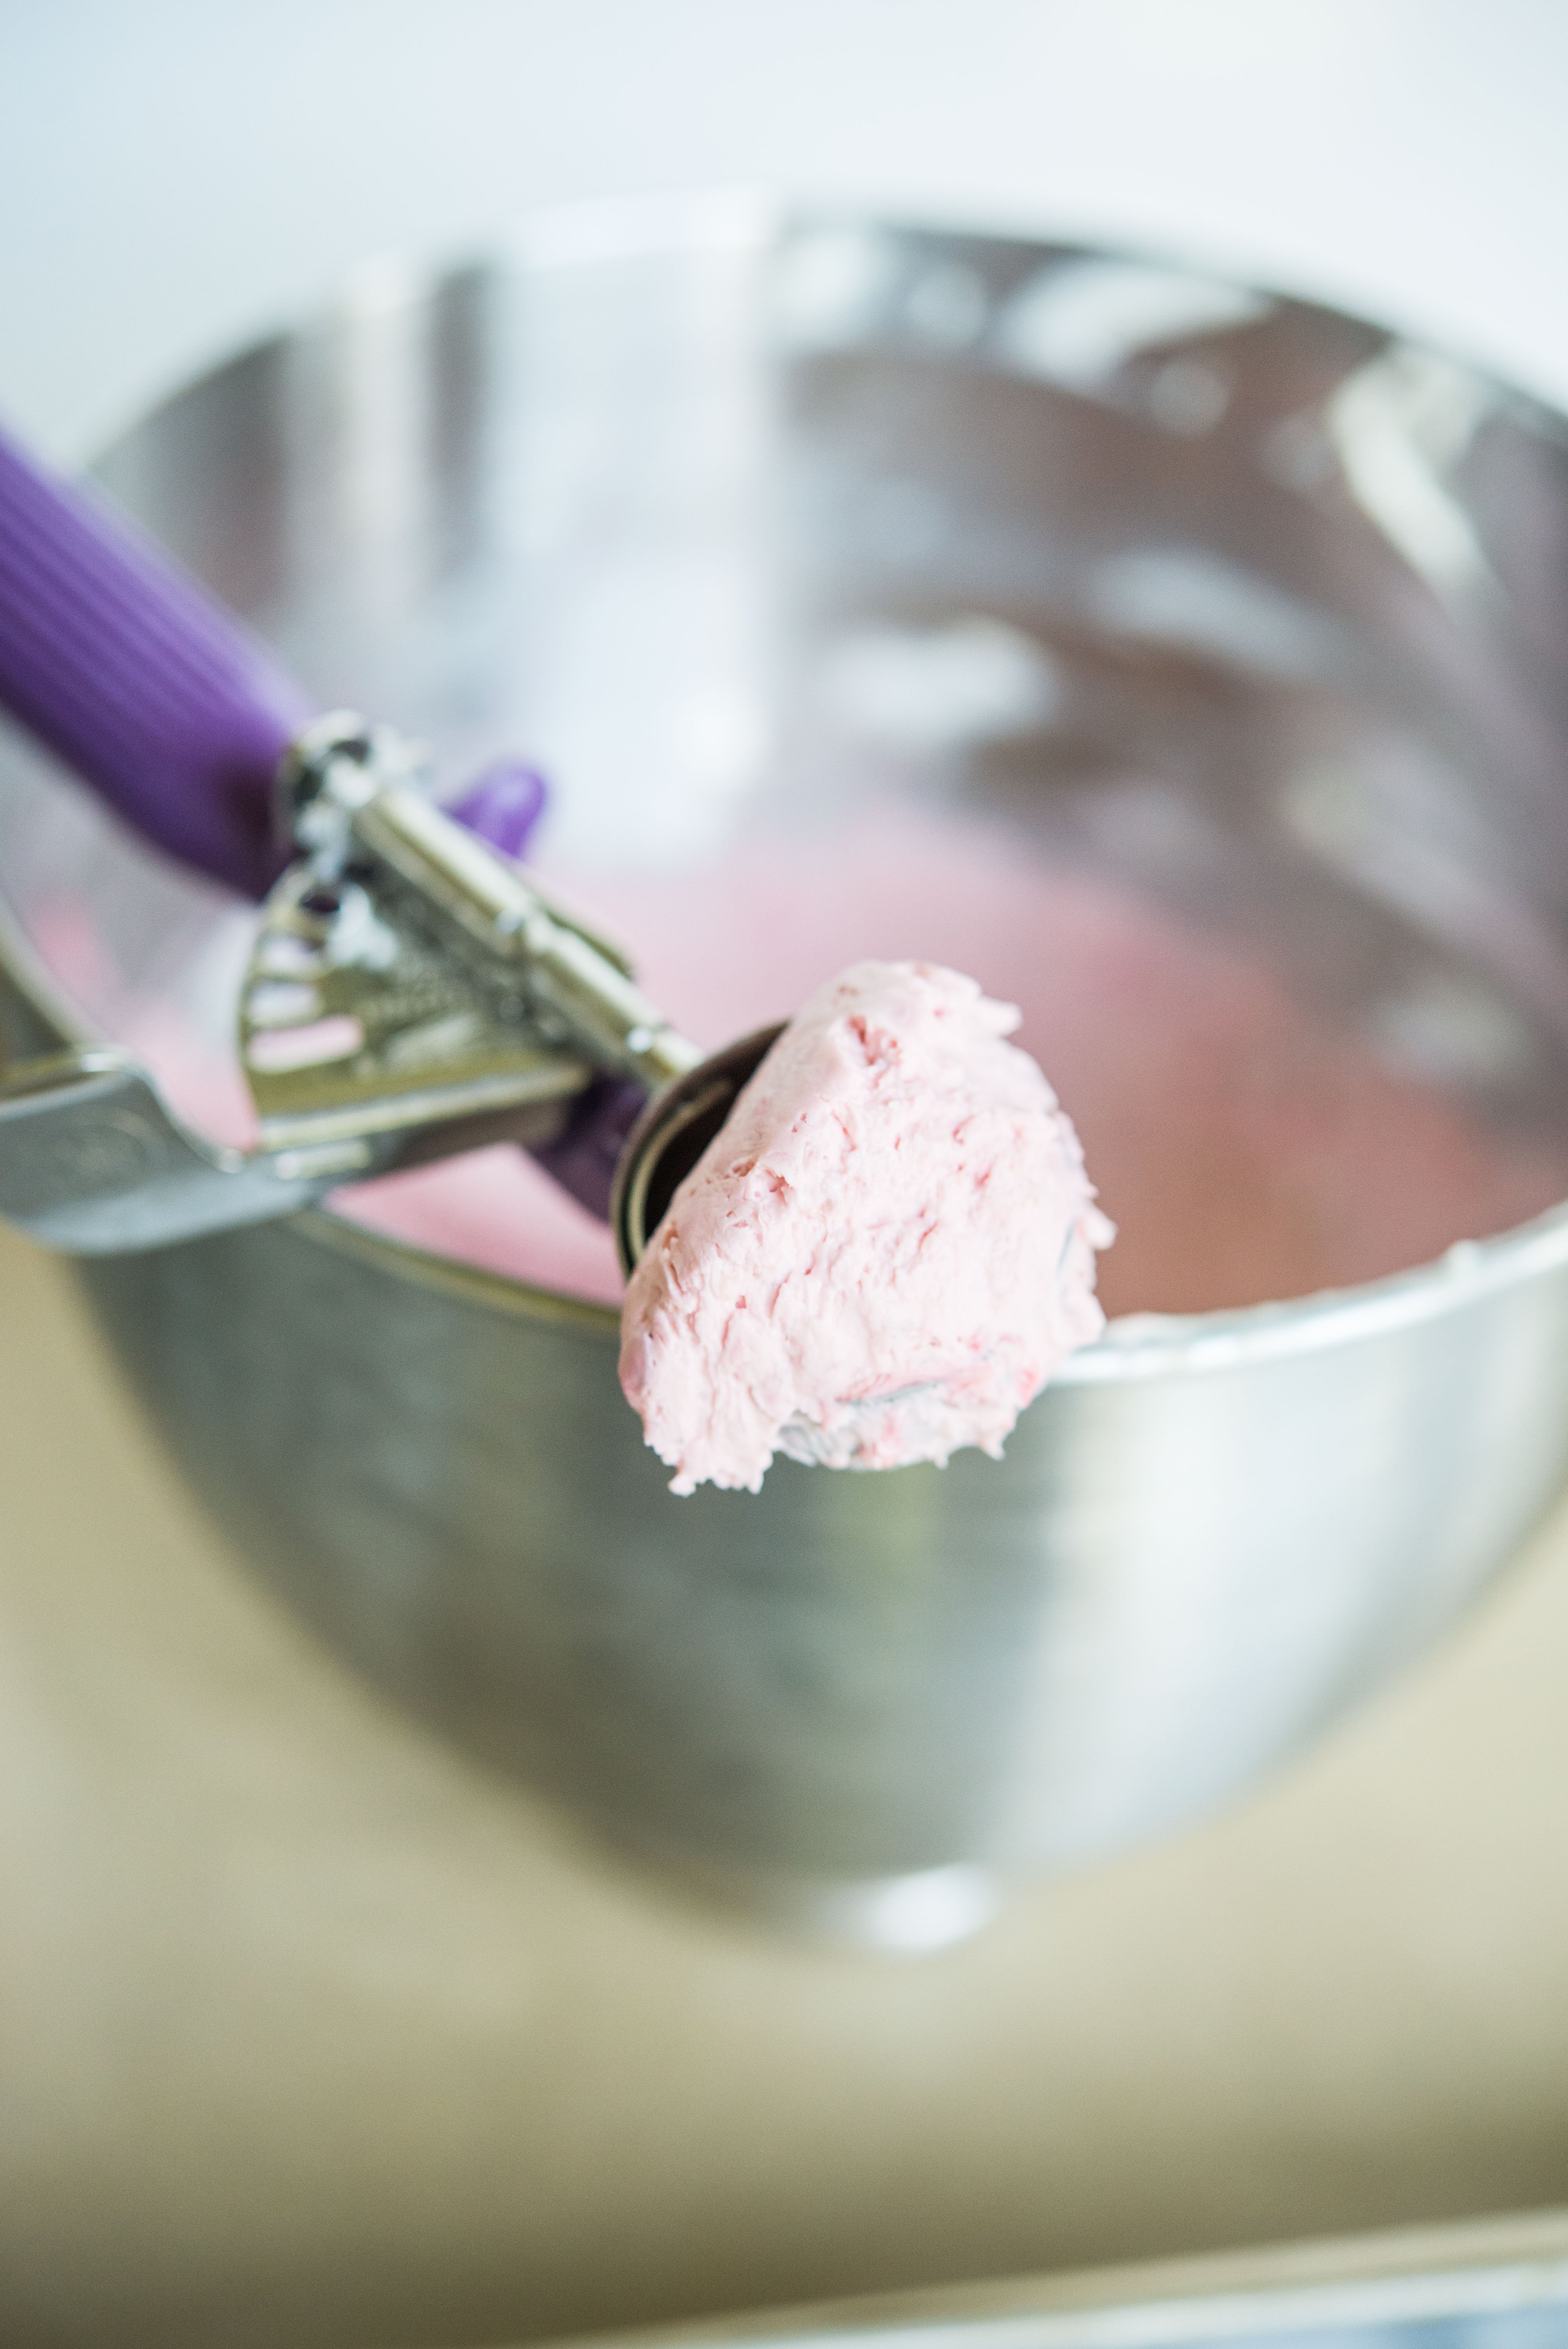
[3,0,1568,463]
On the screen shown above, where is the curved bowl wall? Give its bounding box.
[6,201,1568,1918]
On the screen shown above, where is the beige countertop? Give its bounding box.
[3,1214,1568,2349]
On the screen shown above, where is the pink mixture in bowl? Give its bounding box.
[35,802,1568,1335]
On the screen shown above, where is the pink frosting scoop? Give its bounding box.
[618,960,1114,1495]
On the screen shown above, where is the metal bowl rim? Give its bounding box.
[8,194,1568,1384]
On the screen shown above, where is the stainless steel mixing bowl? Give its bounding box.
[6,198,1568,1945]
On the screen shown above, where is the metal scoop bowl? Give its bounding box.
[609,1023,784,1274]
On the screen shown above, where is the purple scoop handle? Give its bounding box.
[0,417,639,1222]
[0,419,311,899]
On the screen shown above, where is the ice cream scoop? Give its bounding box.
[0,417,1026,1297]
[618,961,1114,1493]
[0,418,712,1251]
[0,412,1106,1451]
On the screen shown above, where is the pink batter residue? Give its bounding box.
[619,961,1113,1494]
[329,810,1568,1319]
[33,804,1568,1326]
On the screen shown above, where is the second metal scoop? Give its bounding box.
[0,708,782,1259]
[0,417,777,1262]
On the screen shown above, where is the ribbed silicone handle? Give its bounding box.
[0,419,312,898]
[0,419,636,1221]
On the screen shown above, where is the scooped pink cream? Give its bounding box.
[618,961,1114,1495]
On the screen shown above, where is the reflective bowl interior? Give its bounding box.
[5,202,1568,1323]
